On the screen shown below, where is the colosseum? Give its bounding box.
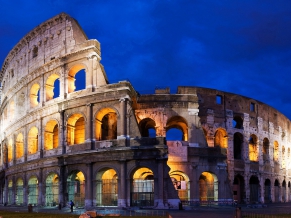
[0,13,290,209]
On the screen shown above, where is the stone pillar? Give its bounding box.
[60,65,67,99]
[38,118,43,158]
[244,176,250,204]
[92,56,98,90]
[156,159,165,208]
[85,104,93,148]
[24,126,28,162]
[118,160,127,207]
[260,177,265,203]
[12,134,16,165]
[59,165,65,207]
[85,163,93,209]
[38,168,43,206]
[118,98,127,139]
[86,56,94,90]
[4,176,8,205]
[59,110,66,154]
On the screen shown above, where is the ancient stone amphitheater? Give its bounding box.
[0,13,290,209]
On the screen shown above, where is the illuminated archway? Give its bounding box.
[8,139,13,162]
[46,173,59,206]
[263,138,270,161]
[166,116,188,141]
[45,74,60,101]
[28,127,38,155]
[131,167,154,207]
[249,134,258,162]
[139,118,156,137]
[16,178,23,205]
[30,83,40,108]
[68,64,86,93]
[28,176,38,205]
[16,133,24,159]
[274,141,279,162]
[44,120,59,150]
[169,171,190,201]
[8,180,13,205]
[67,171,85,207]
[214,128,227,148]
[67,114,85,145]
[95,168,118,206]
[199,172,218,202]
[95,108,117,140]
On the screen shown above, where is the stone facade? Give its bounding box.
[0,13,290,209]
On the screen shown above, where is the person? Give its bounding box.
[69,200,74,213]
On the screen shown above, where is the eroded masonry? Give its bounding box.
[0,13,290,209]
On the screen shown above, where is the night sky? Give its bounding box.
[1,1,291,119]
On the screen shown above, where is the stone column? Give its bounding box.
[24,126,28,162]
[38,118,43,158]
[86,56,94,90]
[85,163,93,209]
[156,159,165,208]
[59,110,66,154]
[118,98,127,139]
[60,65,67,99]
[4,176,8,205]
[12,134,16,166]
[85,104,93,148]
[59,165,65,207]
[118,160,127,207]
[38,168,43,205]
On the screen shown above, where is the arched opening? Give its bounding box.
[199,172,218,202]
[233,174,245,204]
[28,176,38,206]
[8,139,13,162]
[282,180,286,202]
[95,168,118,206]
[28,127,38,155]
[274,141,279,162]
[214,129,227,148]
[16,133,24,159]
[274,179,280,202]
[263,138,270,162]
[232,116,243,129]
[16,178,23,205]
[166,116,188,141]
[264,179,271,203]
[67,171,85,207]
[249,134,258,162]
[139,118,156,137]
[95,108,117,141]
[233,132,243,160]
[170,171,190,202]
[67,114,85,145]
[249,176,259,203]
[44,120,59,150]
[45,74,60,101]
[131,167,154,207]
[30,83,40,108]
[8,180,13,205]
[46,173,59,206]
[68,65,86,93]
[10,101,15,121]
[166,128,183,141]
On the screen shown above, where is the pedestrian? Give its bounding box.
[69,200,74,213]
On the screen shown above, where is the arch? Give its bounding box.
[68,64,87,93]
[45,172,59,206]
[233,174,245,204]
[233,132,243,160]
[131,167,154,207]
[95,168,118,206]
[274,141,279,162]
[169,171,190,201]
[282,180,286,202]
[44,120,59,150]
[67,113,85,145]
[264,179,271,203]
[249,134,258,162]
[199,172,218,202]
[166,116,188,141]
[9,101,15,121]
[8,139,13,162]
[30,83,40,108]
[233,116,243,129]
[16,178,23,205]
[8,180,13,205]
[95,108,117,141]
[263,138,270,162]
[28,176,38,205]
[214,128,227,148]
[249,175,259,203]
[274,179,280,202]
[67,170,85,207]
[16,133,24,159]
[139,118,156,137]
[45,73,60,101]
[28,127,38,154]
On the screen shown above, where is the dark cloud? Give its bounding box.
[1,0,291,118]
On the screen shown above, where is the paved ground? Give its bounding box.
[1,202,291,218]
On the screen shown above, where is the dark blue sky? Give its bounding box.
[1,1,291,119]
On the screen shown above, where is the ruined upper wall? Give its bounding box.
[0,13,100,86]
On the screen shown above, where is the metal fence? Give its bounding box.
[96,209,168,217]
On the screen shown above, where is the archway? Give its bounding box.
[28,127,38,155]
[233,175,244,203]
[8,180,13,205]
[199,172,218,203]
[131,167,154,207]
[45,74,60,101]
[16,133,24,159]
[28,176,38,206]
[282,180,286,202]
[139,118,156,137]
[67,171,85,207]
[30,83,40,108]
[274,179,280,202]
[68,64,86,93]
[166,116,188,141]
[95,168,118,206]
[233,132,243,159]
[8,139,12,162]
[169,171,190,202]
[263,138,270,162]
[67,114,85,145]
[249,176,259,203]
[264,179,271,203]
[44,120,59,150]
[46,173,59,206]
[249,134,258,162]
[16,178,23,205]
[95,108,117,140]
